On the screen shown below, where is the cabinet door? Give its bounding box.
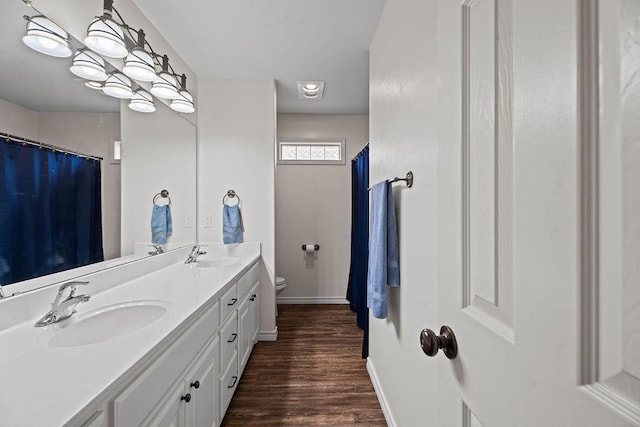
[147,381,186,427]
[249,283,260,345]
[237,296,252,371]
[185,337,220,427]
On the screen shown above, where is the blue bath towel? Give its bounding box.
[223,204,244,244]
[367,181,400,319]
[151,204,172,244]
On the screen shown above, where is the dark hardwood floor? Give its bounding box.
[221,304,386,426]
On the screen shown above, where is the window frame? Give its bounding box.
[277,139,346,165]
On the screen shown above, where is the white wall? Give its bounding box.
[120,100,197,254]
[197,78,277,339]
[275,114,368,303]
[38,112,121,259]
[368,0,439,425]
[0,99,38,140]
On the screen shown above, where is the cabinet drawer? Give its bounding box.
[220,351,239,415]
[237,262,259,299]
[220,282,238,322]
[112,302,219,426]
[220,312,238,371]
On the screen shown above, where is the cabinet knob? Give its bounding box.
[249,297,255,301]
[181,393,192,403]
[252,293,257,298]
[190,380,200,389]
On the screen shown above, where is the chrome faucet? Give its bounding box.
[185,245,207,264]
[35,281,90,327]
[148,244,164,255]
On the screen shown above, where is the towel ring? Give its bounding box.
[153,189,171,206]
[222,189,241,206]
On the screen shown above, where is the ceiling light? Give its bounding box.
[22,15,72,58]
[85,81,104,90]
[70,49,107,81]
[123,30,157,82]
[85,0,127,58]
[129,90,156,113]
[170,75,195,113]
[102,72,132,99]
[151,55,179,99]
[297,81,325,100]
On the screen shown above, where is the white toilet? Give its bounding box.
[275,276,287,316]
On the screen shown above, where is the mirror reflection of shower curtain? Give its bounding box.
[346,144,369,358]
[0,136,104,286]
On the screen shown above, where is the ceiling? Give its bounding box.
[132,0,386,115]
[0,1,119,113]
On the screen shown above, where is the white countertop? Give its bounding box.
[0,242,260,427]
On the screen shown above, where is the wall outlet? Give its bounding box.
[185,215,192,228]
[204,215,213,228]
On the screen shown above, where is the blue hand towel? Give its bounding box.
[223,204,244,244]
[367,181,400,319]
[151,204,172,244]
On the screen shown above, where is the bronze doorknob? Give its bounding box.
[420,325,458,359]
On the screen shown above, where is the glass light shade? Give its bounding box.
[85,16,127,58]
[102,73,132,99]
[22,16,71,58]
[85,81,104,90]
[303,83,319,92]
[128,90,155,113]
[150,72,179,99]
[69,50,107,81]
[170,89,195,113]
[123,48,157,82]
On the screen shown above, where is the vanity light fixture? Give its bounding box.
[297,81,325,100]
[170,75,195,113]
[70,49,108,81]
[84,0,127,58]
[151,55,180,100]
[123,30,157,82]
[84,81,104,90]
[22,15,72,58]
[102,72,133,99]
[129,90,156,113]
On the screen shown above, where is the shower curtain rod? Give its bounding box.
[0,131,104,161]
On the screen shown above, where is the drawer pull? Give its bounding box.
[190,380,200,389]
[252,293,257,298]
[249,297,255,301]
[228,376,238,388]
[228,333,238,343]
[181,393,192,403]
[227,298,238,306]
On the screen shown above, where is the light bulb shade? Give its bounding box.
[150,72,179,99]
[85,16,127,58]
[128,90,156,113]
[69,50,107,81]
[170,89,195,113]
[22,15,72,58]
[123,48,157,82]
[102,73,132,99]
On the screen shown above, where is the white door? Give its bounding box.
[435,0,640,425]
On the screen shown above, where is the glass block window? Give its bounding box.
[278,140,345,165]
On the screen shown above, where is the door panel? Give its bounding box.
[437,0,635,425]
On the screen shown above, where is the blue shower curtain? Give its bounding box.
[346,144,369,358]
[0,136,104,286]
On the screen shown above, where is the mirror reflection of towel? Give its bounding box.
[151,204,172,244]
[223,204,244,244]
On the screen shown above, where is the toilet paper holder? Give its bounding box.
[301,244,320,251]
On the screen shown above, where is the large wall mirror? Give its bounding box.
[0,0,197,295]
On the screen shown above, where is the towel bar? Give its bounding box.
[153,189,171,206]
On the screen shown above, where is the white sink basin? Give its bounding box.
[195,257,240,268]
[48,300,169,348]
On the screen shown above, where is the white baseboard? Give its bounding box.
[258,327,278,341]
[276,297,349,304]
[367,358,396,427]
